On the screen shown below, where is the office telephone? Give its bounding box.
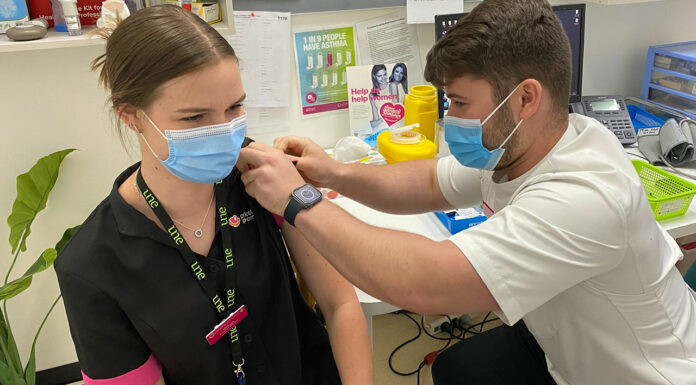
[570,95,636,145]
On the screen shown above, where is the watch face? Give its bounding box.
[295,185,321,205]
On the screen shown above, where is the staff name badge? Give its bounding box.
[206,305,248,346]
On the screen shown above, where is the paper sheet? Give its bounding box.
[355,9,424,87]
[225,11,291,108]
[406,0,464,24]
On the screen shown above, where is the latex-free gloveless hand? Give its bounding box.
[273,136,342,189]
[238,142,306,215]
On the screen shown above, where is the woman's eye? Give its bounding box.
[452,100,466,108]
[182,114,203,122]
[229,104,244,111]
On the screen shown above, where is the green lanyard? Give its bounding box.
[135,170,247,382]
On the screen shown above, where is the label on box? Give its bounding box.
[658,199,684,216]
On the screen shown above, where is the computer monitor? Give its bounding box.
[434,4,586,118]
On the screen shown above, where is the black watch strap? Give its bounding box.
[283,196,303,227]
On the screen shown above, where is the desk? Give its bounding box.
[331,197,450,343]
[331,159,696,343]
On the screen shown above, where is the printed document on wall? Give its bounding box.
[407,0,463,24]
[225,11,291,108]
[355,9,424,87]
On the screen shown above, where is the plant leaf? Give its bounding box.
[0,359,18,385]
[0,248,56,301]
[4,318,22,376]
[7,149,75,253]
[0,277,31,301]
[55,225,80,253]
[23,346,35,385]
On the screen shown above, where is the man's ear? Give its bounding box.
[517,78,542,121]
[115,106,141,133]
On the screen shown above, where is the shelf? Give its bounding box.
[651,67,696,83]
[584,0,665,4]
[0,21,233,53]
[0,0,234,54]
[649,84,696,102]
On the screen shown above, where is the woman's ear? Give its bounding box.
[116,106,141,133]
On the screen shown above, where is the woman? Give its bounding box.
[54,5,373,385]
[388,63,408,103]
[368,64,398,131]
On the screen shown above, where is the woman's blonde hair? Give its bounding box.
[91,4,238,143]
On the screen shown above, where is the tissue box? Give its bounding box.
[434,206,487,234]
[164,1,221,24]
[0,0,29,33]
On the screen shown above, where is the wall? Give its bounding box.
[1,0,695,372]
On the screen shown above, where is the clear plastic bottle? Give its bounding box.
[60,0,81,36]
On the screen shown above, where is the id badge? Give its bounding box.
[206,305,248,345]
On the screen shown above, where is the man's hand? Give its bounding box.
[273,136,342,189]
[237,142,306,215]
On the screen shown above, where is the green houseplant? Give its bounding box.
[0,149,79,385]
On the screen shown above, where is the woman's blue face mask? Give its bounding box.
[444,84,524,170]
[140,111,247,184]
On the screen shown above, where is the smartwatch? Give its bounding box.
[283,184,322,226]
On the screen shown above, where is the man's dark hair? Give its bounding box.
[424,0,571,121]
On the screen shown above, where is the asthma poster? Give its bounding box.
[293,27,357,118]
[347,63,407,143]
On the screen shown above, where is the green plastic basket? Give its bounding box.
[632,160,696,221]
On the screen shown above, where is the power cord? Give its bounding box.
[388,311,456,385]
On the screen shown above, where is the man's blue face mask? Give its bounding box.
[140,111,247,184]
[444,84,524,170]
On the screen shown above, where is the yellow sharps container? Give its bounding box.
[377,126,437,164]
[404,85,438,142]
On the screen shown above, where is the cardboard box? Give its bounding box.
[0,0,30,33]
[164,1,221,24]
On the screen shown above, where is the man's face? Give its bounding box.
[444,75,521,169]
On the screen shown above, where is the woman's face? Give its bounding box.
[138,57,245,160]
[374,69,388,89]
[393,66,404,82]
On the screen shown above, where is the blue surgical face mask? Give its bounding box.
[444,84,524,170]
[140,112,247,184]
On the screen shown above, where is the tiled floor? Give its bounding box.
[65,312,501,385]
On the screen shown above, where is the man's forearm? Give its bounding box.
[328,158,452,214]
[293,199,497,315]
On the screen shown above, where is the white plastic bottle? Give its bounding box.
[60,0,81,36]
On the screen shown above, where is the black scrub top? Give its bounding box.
[55,162,340,385]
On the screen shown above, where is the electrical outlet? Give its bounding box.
[424,314,472,334]
[424,316,453,334]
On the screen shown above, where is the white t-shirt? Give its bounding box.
[437,114,696,385]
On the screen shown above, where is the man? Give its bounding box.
[237,0,696,383]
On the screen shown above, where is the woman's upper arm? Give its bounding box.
[56,270,160,384]
[280,223,357,314]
